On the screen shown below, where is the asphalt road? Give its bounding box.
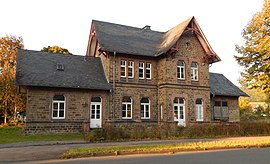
[2,136,270,163]
[0,138,215,163]
[32,148,270,164]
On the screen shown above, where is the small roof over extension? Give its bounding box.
[210,73,248,97]
[15,49,110,91]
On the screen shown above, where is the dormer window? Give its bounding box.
[56,63,64,71]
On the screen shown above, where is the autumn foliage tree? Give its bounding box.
[235,0,270,94]
[0,35,26,124]
[41,46,72,54]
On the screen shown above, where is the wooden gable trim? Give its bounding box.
[86,23,96,56]
[191,18,221,62]
[98,49,109,58]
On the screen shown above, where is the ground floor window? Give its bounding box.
[214,101,228,120]
[90,97,102,128]
[173,97,185,126]
[91,97,101,120]
[52,95,65,119]
[195,99,203,121]
[140,98,150,119]
[122,96,132,119]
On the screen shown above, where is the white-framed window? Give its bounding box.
[122,96,132,119]
[139,62,144,79]
[91,97,102,120]
[173,98,184,121]
[177,61,185,80]
[195,99,203,121]
[146,63,151,79]
[173,97,185,126]
[52,95,65,119]
[140,98,150,119]
[128,61,134,78]
[191,62,198,81]
[120,60,126,77]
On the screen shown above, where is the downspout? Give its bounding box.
[212,92,215,121]
[112,51,116,121]
[157,84,160,123]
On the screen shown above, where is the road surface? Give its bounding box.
[32,147,270,164]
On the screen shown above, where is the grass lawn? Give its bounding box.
[0,126,83,144]
[61,138,270,159]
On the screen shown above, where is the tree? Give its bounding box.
[0,35,26,124]
[41,46,72,54]
[235,0,270,93]
[239,97,252,111]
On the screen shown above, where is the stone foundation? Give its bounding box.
[23,122,84,135]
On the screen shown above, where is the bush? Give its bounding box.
[84,122,270,142]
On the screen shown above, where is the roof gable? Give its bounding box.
[157,17,220,63]
[16,49,110,90]
[87,17,221,63]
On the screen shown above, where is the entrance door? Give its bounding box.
[173,98,185,126]
[90,97,102,128]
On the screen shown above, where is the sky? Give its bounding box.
[1,0,264,85]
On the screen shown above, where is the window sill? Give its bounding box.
[141,118,150,121]
[52,118,65,119]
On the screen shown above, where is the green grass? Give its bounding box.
[0,126,83,144]
[61,139,270,159]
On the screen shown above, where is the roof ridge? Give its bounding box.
[92,19,164,34]
[20,49,97,59]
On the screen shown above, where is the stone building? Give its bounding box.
[16,16,247,134]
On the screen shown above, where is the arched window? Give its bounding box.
[195,99,203,121]
[91,97,102,121]
[141,98,150,119]
[52,95,65,119]
[122,96,132,119]
[173,98,185,126]
[177,61,185,80]
[91,96,101,102]
[191,62,198,81]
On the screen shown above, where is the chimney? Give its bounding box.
[142,25,151,30]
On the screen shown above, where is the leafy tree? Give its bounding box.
[0,35,26,124]
[41,46,72,54]
[235,0,270,93]
[239,97,252,111]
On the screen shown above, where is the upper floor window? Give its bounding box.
[191,62,198,81]
[139,62,151,80]
[128,61,134,78]
[120,60,126,77]
[146,63,151,79]
[52,95,65,119]
[122,96,132,119]
[177,61,185,80]
[139,62,144,79]
[195,99,203,121]
[141,98,150,119]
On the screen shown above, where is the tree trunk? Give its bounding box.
[4,101,7,125]
[4,109,7,125]
[14,106,17,121]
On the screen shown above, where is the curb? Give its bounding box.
[61,144,270,159]
[0,140,86,149]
